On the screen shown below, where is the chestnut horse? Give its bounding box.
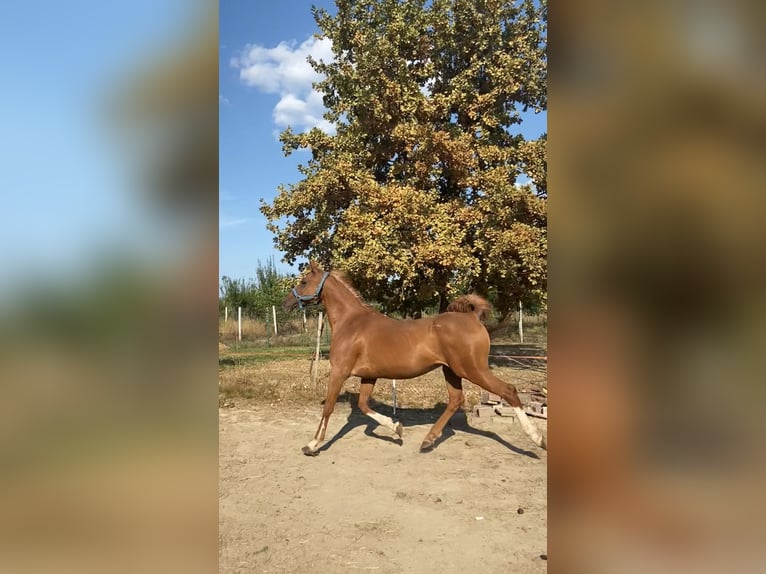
[283,262,546,456]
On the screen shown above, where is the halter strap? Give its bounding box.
[292,272,330,310]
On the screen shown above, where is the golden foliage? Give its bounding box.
[261,0,547,316]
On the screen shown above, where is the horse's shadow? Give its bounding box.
[318,391,539,459]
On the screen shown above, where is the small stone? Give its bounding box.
[517,507,524,514]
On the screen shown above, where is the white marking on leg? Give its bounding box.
[306,418,328,452]
[317,418,328,441]
[367,410,399,433]
[513,406,545,447]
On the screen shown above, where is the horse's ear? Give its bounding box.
[309,260,319,273]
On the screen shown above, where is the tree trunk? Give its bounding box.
[438,290,449,313]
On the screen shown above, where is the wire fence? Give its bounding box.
[219,304,546,349]
[219,305,329,347]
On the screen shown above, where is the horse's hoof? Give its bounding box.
[419,439,434,452]
[302,446,319,457]
[394,422,403,438]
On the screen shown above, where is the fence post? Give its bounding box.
[224,306,228,323]
[518,301,524,344]
[392,380,397,415]
[272,305,278,336]
[312,311,324,388]
[237,306,242,342]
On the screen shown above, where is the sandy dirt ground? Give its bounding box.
[219,400,547,573]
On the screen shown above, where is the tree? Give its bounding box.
[261,0,547,317]
[219,259,296,317]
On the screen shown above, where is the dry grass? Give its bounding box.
[219,311,547,408]
[218,358,328,406]
[487,313,547,345]
[219,315,324,345]
[219,357,546,409]
[219,316,267,341]
[219,313,547,345]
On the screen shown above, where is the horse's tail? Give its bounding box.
[445,294,492,321]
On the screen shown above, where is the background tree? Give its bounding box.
[262,0,547,317]
[219,259,297,318]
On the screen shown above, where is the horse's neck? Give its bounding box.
[322,278,371,330]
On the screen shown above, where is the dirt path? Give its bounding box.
[219,403,547,573]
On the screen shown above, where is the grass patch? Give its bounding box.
[219,344,329,368]
[218,358,329,407]
[218,355,547,409]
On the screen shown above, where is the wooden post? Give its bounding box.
[518,301,524,344]
[272,305,278,336]
[237,306,242,342]
[224,306,228,323]
[312,311,324,388]
[302,310,307,332]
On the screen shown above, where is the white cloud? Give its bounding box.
[219,215,248,229]
[232,36,335,134]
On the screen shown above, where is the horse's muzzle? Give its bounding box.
[282,295,298,312]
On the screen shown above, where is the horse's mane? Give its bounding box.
[330,270,375,310]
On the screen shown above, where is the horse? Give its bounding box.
[283,261,547,456]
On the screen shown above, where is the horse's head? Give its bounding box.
[283,261,330,312]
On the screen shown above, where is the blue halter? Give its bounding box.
[292,272,330,310]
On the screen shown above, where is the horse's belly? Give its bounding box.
[351,356,442,380]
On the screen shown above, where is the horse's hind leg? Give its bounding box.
[358,379,403,438]
[462,367,546,450]
[420,367,464,452]
[302,368,348,456]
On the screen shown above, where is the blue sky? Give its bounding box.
[219,0,547,282]
[219,0,337,281]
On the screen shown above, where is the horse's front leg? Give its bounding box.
[302,369,348,456]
